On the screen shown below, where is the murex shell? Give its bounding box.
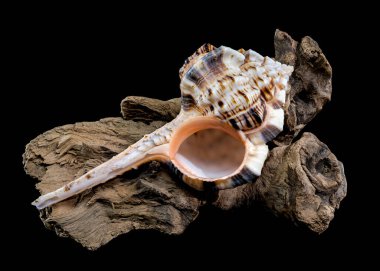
[32,44,293,209]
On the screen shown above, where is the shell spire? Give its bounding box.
[179,45,293,143]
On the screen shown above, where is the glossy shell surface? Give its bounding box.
[32,43,293,209]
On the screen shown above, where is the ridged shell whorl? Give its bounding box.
[179,44,293,143]
[31,43,295,210]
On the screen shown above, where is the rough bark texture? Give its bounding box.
[121,96,181,123]
[23,118,202,250]
[257,133,346,232]
[273,30,333,146]
[214,133,346,233]
[23,30,346,250]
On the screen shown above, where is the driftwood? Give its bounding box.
[23,118,202,249]
[214,132,346,233]
[121,96,181,123]
[273,30,333,146]
[23,30,346,250]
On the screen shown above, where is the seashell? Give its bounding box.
[32,44,293,209]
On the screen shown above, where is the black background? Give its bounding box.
[8,5,376,268]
